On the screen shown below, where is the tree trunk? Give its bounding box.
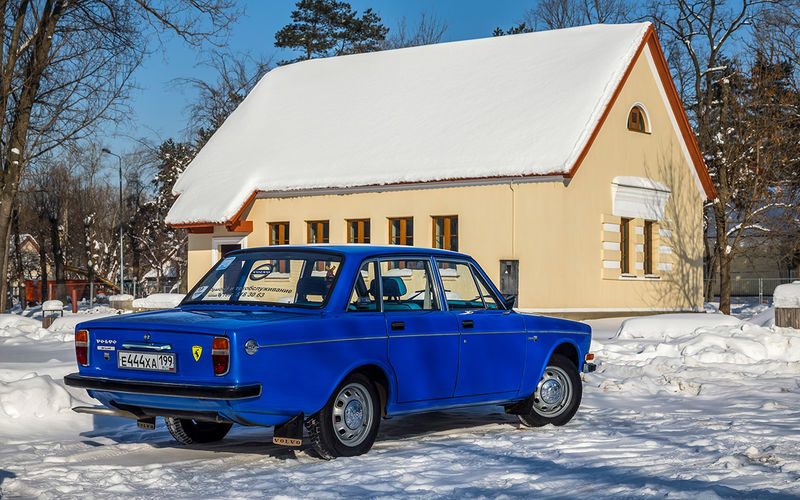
[84,219,95,302]
[39,237,48,302]
[12,208,24,309]
[714,203,732,315]
[0,0,64,311]
[49,213,66,302]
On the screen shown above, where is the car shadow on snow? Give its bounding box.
[420,440,800,499]
[377,406,518,441]
[76,405,520,461]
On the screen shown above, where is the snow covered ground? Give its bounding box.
[1,302,799,499]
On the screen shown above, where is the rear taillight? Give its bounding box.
[75,330,89,366]
[211,337,229,376]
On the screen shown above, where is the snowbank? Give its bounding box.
[773,281,800,308]
[132,293,185,309]
[616,313,741,340]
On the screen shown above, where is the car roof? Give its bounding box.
[234,244,470,259]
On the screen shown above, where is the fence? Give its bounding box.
[704,274,799,303]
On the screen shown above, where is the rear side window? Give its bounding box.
[348,260,379,312]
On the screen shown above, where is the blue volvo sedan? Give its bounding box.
[65,246,594,459]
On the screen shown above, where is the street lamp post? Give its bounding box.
[102,148,124,295]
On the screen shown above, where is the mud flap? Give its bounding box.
[272,413,304,447]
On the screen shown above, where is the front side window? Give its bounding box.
[433,216,458,251]
[378,259,440,311]
[437,260,491,310]
[184,250,342,308]
[347,219,371,243]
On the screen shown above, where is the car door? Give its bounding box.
[380,257,460,402]
[437,259,526,397]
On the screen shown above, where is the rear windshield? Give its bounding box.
[183,250,343,308]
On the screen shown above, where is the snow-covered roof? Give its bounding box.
[167,23,656,225]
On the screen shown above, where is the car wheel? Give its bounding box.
[164,417,233,444]
[518,354,582,427]
[306,373,380,459]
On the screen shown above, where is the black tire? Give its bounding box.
[518,354,582,427]
[164,417,233,444]
[306,373,380,459]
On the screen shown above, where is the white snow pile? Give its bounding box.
[132,293,185,309]
[0,314,67,343]
[616,312,742,340]
[599,313,800,397]
[774,281,800,308]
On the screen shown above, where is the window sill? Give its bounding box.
[618,274,662,281]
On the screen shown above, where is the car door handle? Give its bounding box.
[462,319,474,329]
[391,321,405,331]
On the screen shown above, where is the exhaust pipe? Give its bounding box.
[72,406,139,420]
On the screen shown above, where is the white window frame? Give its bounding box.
[211,236,248,265]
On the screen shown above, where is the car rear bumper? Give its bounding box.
[64,373,262,400]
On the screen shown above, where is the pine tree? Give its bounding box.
[274,0,388,64]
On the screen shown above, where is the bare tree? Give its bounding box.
[649,0,798,314]
[494,0,633,36]
[180,50,272,148]
[382,11,448,49]
[0,0,239,310]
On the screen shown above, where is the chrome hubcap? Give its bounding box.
[539,379,564,405]
[332,382,373,446]
[533,365,572,417]
[344,400,364,429]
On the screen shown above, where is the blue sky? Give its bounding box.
[107,0,531,154]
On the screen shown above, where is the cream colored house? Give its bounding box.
[166,23,716,318]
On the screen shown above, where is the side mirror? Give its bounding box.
[503,294,516,310]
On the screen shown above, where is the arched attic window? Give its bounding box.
[627,104,649,133]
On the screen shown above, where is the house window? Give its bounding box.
[432,216,458,251]
[620,218,631,274]
[644,220,653,275]
[307,221,329,244]
[347,219,370,243]
[389,217,413,246]
[627,105,648,133]
[269,222,289,246]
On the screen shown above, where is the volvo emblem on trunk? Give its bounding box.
[144,333,151,341]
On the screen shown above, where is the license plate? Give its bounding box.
[118,351,176,372]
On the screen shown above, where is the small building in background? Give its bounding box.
[166,23,715,319]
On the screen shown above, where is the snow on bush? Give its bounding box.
[773,281,800,308]
[132,293,185,309]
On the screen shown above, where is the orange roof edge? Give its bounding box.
[566,25,717,200]
[168,191,258,230]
